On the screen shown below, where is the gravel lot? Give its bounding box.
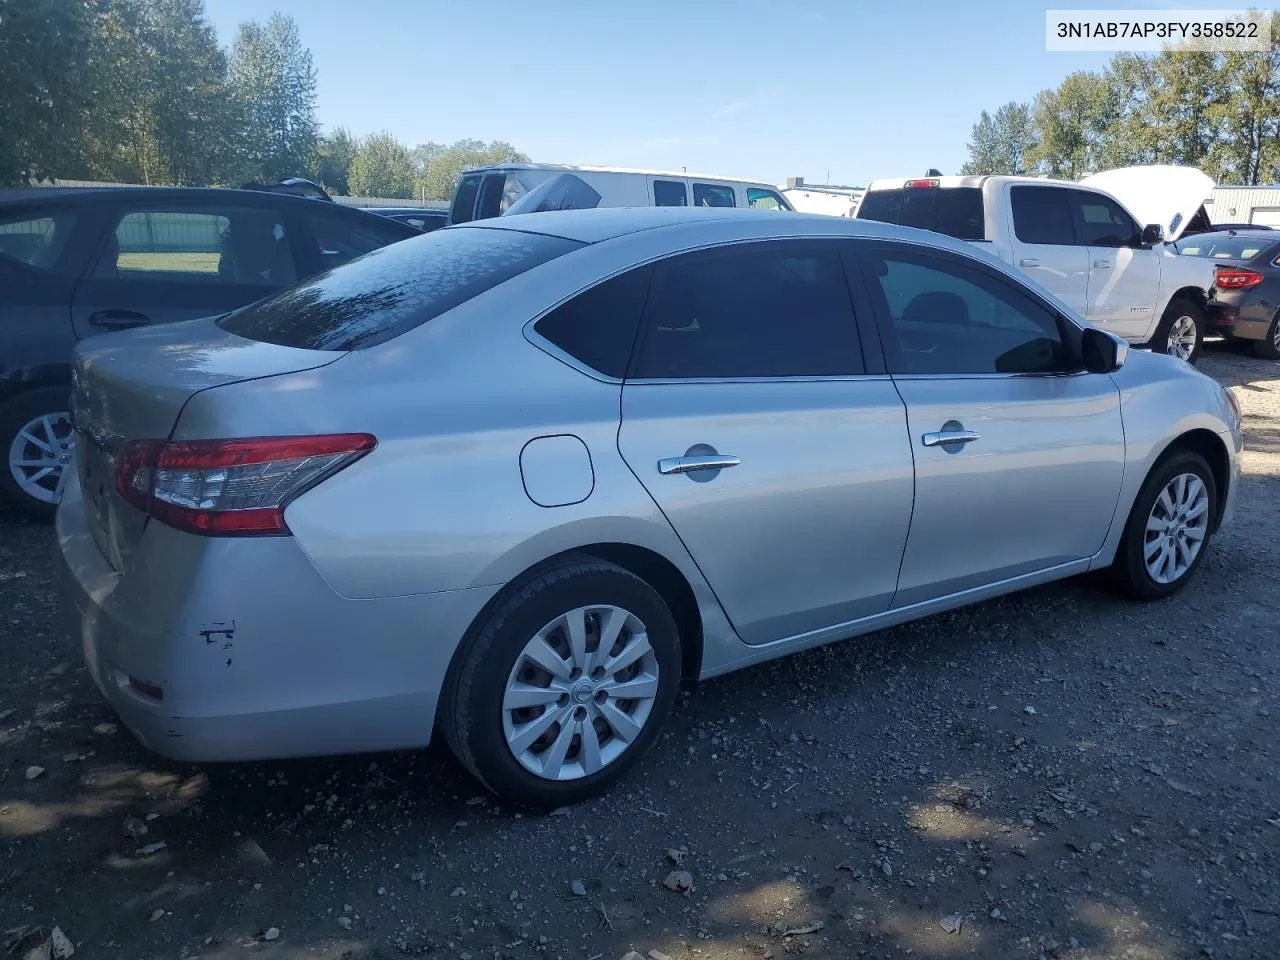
[2,345,1277,960]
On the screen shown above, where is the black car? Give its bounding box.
[0,186,417,517]
[240,177,334,202]
[361,206,448,232]
[1181,229,1280,359]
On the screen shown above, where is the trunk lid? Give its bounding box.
[1079,165,1214,243]
[70,316,344,569]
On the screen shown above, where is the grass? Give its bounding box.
[115,251,221,274]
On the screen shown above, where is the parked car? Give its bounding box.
[361,206,448,232]
[1181,229,1280,359]
[448,163,793,224]
[56,207,1241,806]
[856,165,1217,364]
[240,177,333,202]
[1207,222,1273,232]
[0,186,417,517]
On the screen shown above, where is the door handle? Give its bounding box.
[1019,258,1040,267]
[922,430,981,447]
[1093,259,1112,269]
[657,454,741,475]
[88,309,149,330]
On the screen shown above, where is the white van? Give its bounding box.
[447,163,793,224]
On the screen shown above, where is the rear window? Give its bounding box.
[218,227,583,351]
[1178,234,1279,261]
[856,186,986,241]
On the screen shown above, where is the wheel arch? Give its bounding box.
[1167,286,1209,312]
[1152,427,1231,530]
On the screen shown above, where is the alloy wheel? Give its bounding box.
[1143,472,1209,584]
[7,412,74,505]
[502,604,659,781]
[1165,315,1198,362]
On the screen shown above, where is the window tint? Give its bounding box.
[306,212,403,269]
[476,174,508,220]
[450,175,482,223]
[653,180,687,207]
[101,209,295,285]
[1072,192,1139,247]
[533,267,652,378]
[1010,186,1076,245]
[219,227,583,351]
[692,183,737,208]
[864,249,1065,376]
[634,242,863,379]
[746,188,787,210]
[855,186,985,240]
[0,210,76,270]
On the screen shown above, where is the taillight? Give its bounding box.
[1214,266,1264,289]
[115,434,376,536]
[906,179,939,188]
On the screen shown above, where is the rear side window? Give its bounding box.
[692,183,736,208]
[0,210,77,271]
[856,186,985,241]
[219,227,583,351]
[450,175,482,224]
[653,180,687,207]
[533,266,653,378]
[1011,186,1076,245]
[303,210,406,269]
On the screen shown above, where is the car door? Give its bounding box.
[616,239,915,645]
[1069,188,1161,340]
[1007,184,1091,315]
[70,201,297,340]
[854,241,1125,607]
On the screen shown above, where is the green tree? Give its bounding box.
[961,101,1036,175]
[1027,71,1112,178]
[416,139,529,201]
[1212,45,1280,184]
[311,126,358,194]
[347,132,416,198]
[228,13,318,182]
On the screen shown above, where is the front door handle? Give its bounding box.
[1019,258,1040,267]
[88,309,149,330]
[657,454,741,475]
[1093,259,1112,269]
[922,430,981,448]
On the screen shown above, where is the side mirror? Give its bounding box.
[1081,327,1129,373]
[1141,223,1164,246]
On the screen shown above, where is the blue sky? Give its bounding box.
[204,0,1246,187]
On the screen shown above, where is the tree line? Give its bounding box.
[960,32,1280,183]
[0,0,526,200]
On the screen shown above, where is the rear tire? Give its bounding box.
[0,386,75,521]
[1110,449,1217,601]
[440,557,682,808]
[1151,297,1205,365]
[1253,311,1280,360]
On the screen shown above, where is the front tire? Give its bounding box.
[1110,449,1217,601]
[0,386,75,521]
[441,557,682,807]
[1151,297,1205,365]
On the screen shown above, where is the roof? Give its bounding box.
[461,162,777,187]
[0,185,392,212]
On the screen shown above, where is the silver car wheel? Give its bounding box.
[1143,472,1209,584]
[1166,315,1198,361]
[502,604,659,781]
[7,411,74,505]
[1272,319,1280,352]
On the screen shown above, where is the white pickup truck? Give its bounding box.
[856,166,1217,364]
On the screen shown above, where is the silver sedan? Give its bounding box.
[56,208,1242,806]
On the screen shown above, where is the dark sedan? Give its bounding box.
[360,206,448,232]
[1181,229,1280,359]
[0,186,417,517]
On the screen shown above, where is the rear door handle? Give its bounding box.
[1019,258,1040,267]
[922,430,981,447]
[1093,259,1112,269]
[658,454,741,475]
[88,309,149,330]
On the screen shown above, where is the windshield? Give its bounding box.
[1178,234,1279,262]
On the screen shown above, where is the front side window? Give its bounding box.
[653,180,687,207]
[1071,192,1140,247]
[863,248,1066,376]
[101,208,295,285]
[533,266,652,378]
[692,183,737,208]
[634,241,863,379]
[0,209,77,271]
[1011,186,1076,245]
[747,188,787,210]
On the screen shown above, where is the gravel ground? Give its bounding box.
[1,344,1278,960]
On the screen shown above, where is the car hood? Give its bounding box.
[1080,165,1214,243]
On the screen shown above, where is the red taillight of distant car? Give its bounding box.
[1213,266,1264,290]
[116,434,376,535]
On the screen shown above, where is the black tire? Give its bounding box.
[0,386,74,521]
[1110,449,1217,601]
[1150,297,1205,365]
[440,556,682,807]
[1253,311,1280,360]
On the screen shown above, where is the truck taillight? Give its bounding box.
[1214,266,1264,289]
[115,434,376,536]
[906,179,939,188]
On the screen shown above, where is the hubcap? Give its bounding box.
[7,411,75,504]
[1272,319,1280,351]
[1166,315,1198,362]
[1143,472,1209,584]
[502,604,658,781]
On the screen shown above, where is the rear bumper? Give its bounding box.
[56,476,495,763]
[1206,300,1272,342]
